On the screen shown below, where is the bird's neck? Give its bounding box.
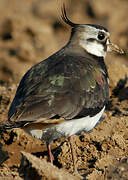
[65,43,108,78]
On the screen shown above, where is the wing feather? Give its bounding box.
[8,53,109,127]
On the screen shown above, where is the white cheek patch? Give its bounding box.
[80,40,106,58]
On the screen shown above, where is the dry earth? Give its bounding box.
[0,0,128,179]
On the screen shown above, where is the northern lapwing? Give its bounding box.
[1,5,124,173]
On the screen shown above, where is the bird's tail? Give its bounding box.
[0,120,28,132]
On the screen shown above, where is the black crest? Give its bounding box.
[61,4,108,33]
[61,4,78,27]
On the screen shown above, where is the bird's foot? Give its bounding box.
[47,143,54,164]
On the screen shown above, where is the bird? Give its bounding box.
[1,5,124,173]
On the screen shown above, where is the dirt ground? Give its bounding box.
[0,0,128,179]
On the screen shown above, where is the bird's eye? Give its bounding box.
[97,32,105,41]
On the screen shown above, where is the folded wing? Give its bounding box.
[8,53,109,128]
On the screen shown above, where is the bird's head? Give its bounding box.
[61,5,124,58]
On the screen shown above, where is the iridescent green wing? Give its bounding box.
[8,54,108,125]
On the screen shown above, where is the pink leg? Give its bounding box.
[68,135,77,172]
[47,144,54,163]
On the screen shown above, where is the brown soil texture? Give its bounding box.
[0,0,128,179]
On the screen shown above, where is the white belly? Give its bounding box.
[56,106,105,137]
[24,106,105,140]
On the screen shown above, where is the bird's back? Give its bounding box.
[7,45,109,129]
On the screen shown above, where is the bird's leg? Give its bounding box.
[47,143,54,163]
[68,135,78,173]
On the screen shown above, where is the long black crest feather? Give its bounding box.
[61,4,78,27]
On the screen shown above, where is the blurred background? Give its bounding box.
[0,0,128,179]
[0,0,127,84]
